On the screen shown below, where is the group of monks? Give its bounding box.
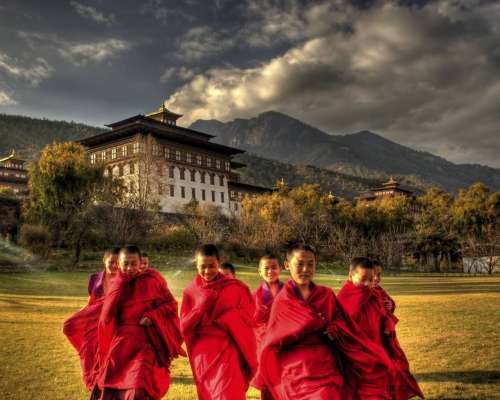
[64,243,424,400]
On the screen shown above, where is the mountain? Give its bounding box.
[191,111,500,192]
[0,113,373,198]
[0,113,103,160]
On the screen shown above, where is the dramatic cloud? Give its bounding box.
[0,53,53,86]
[1,0,499,168]
[70,1,116,26]
[167,0,500,167]
[58,38,132,65]
[0,90,16,106]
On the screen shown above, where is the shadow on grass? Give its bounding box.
[171,376,195,385]
[416,370,500,384]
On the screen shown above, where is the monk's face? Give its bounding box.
[118,252,141,276]
[219,268,235,278]
[259,259,281,284]
[373,266,382,287]
[139,257,149,273]
[286,250,315,286]
[196,255,220,282]
[104,255,118,275]
[350,267,373,287]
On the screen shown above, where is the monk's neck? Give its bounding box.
[267,281,280,296]
[298,283,311,300]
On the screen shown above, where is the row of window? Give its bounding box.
[1,162,24,170]
[107,164,227,186]
[0,170,27,179]
[90,142,231,172]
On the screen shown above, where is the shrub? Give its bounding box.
[19,224,51,259]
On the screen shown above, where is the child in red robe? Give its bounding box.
[257,245,393,400]
[252,254,284,400]
[66,245,185,400]
[219,262,236,278]
[181,244,257,400]
[373,260,424,400]
[64,248,120,391]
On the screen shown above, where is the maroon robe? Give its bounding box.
[65,269,185,400]
[257,279,392,400]
[181,274,257,400]
[376,286,424,400]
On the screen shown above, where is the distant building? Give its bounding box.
[0,150,29,197]
[78,105,270,214]
[356,177,414,203]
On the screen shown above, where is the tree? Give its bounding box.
[25,141,117,264]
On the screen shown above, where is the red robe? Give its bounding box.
[375,286,424,400]
[252,281,283,400]
[257,280,392,400]
[181,274,257,400]
[94,269,184,399]
[64,295,103,390]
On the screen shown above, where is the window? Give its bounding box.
[175,150,181,161]
[158,183,163,195]
[201,173,206,184]
[111,148,117,160]
[164,146,170,159]
[101,151,107,161]
[219,175,224,186]
[169,166,175,179]
[130,162,135,174]
[216,159,221,169]
[139,142,145,153]
[202,189,206,201]
[210,174,215,185]
[181,186,186,198]
[225,161,230,171]
[211,190,216,202]
[158,165,163,176]
[191,187,196,200]
[231,190,236,199]
[180,168,185,180]
[90,153,96,164]
[169,184,175,197]
[207,157,212,168]
[190,170,196,182]
[187,153,192,163]
[197,155,202,166]
[234,203,239,211]
[221,192,225,203]
[133,143,139,154]
[122,145,128,157]
[153,144,160,156]
[118,165,124,176]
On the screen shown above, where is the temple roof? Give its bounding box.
[228,180,271,193]
[0,149,25,165]
[79,116,244,156]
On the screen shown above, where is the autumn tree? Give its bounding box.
[25,141,118,264]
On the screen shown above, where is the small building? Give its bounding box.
[78,104,270,215]
[356,177,414,203]
[0,150,29,197]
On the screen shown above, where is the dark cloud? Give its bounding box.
[0,0,499,167]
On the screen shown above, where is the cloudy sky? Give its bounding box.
[0,0,499,167]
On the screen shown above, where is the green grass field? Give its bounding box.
[0,263,499,399]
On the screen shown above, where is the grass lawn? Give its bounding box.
[0,260,499,399]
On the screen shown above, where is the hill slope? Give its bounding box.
[191,111,500,192]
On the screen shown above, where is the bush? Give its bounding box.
[19,224,51,259]
[147,225,197,252]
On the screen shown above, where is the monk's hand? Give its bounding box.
[325,321,340,341]
[384,298,392,310]
[139,316,152,326]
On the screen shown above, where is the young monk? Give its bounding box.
[93,245,184,399]
[252,254,283,400]
[88,248,120,301]
[372,260,424,400]
[256,244,392,400]
[219,262,236,278]
[139,252,150,273]
[64,248,120,391]
[181,244,257,400]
